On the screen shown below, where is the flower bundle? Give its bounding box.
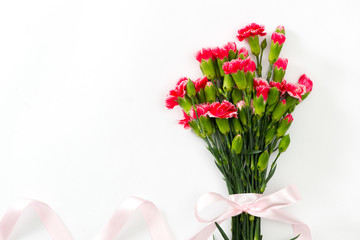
[166,23,313,240]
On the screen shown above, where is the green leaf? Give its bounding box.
[215,222,230,240]
[290,234,300,240]
[242,149,263,154]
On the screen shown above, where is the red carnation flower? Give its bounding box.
[271,32,286,45]
[237,23,266,41]
[270,81,287,96]
[189,103,210,119]
[195,48,214,62]
[286,82,306,101]
[194,76,208,92]
[165,77,188,109]
[208,100,238,119]
[243,57,256,73]
[253,78,269,88]
[274,58,288,70]
[211,47,228,60]
[178,111,191,129]
[238,47,249,58]
[298,74,313,93]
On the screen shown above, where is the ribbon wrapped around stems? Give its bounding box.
[190,185,311,240]
[0,185,311,240]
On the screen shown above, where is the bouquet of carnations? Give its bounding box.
[166,23,313,240]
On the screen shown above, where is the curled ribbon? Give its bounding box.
[0,186,311,240]
[0,197,173,240]
[190,185,311,240]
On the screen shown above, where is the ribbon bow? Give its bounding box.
[190,185,312,240]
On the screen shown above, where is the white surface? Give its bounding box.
[0,0,359,239]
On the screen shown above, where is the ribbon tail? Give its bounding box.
[0,199,73,240]
[253,209,312,240]
[95,196,173,240]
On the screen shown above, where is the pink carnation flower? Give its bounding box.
[237,23,266,41]
[238,47,249,58]
[298,74,313,93]
[253,78,269,88]
[286,82,306,101]
[208,100,238,119]
[195,48,214,62]
[243,58,256,73]
[165,77,188,109]
[194,76,208,92]
[189,103,210,119]
[256,86,270,101]
[274,58,288,70]
[178,111,191,129]
[271,32,286,45]
[212,42,237,60]
[269,81,287,95]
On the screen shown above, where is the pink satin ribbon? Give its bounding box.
[0,186,311,240]
[0,197,173,240]
[190,185,311,240]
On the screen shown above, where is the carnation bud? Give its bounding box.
[223,74,235,93]
[231,134,243,154]
[245,72,254,94]
[232,118,243,134]
[278,134,290,153]
[276,114,293,137]
[186,80,196,98]
[248,35,261,56]
[271,99,287,122]
[265,125,276,146]
[199,116,213,136]
[197,88,206,103]
[216,118,230,134]
[267,87,280,106]
[204,82,216,103]
[268,32,286,64]
[275,25,285,35]
[257,150,270,172]
[236,101,248,126]
[273,58,288,83]
[261,38,267,49]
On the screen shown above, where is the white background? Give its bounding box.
[0,0,359,239]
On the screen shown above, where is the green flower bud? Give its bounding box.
[268,32,285,64]
[232,118,243,134]
[257,150,270,172]
[276,114,293,138]
[216,118,230,134]
[237,101,248,126]
[265,125,276,146]
[231,88,242,105]
[199,116,213,136]
[271,99,287,122]
[204,82,216,103]
[254,95,266,117]
[186,80,196,98]
[267,87,280,106]
[231,134,243,154]
[248,35,261,56]
[278,134,290,153]
[261,38,267,50]
[223,74,234,93]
